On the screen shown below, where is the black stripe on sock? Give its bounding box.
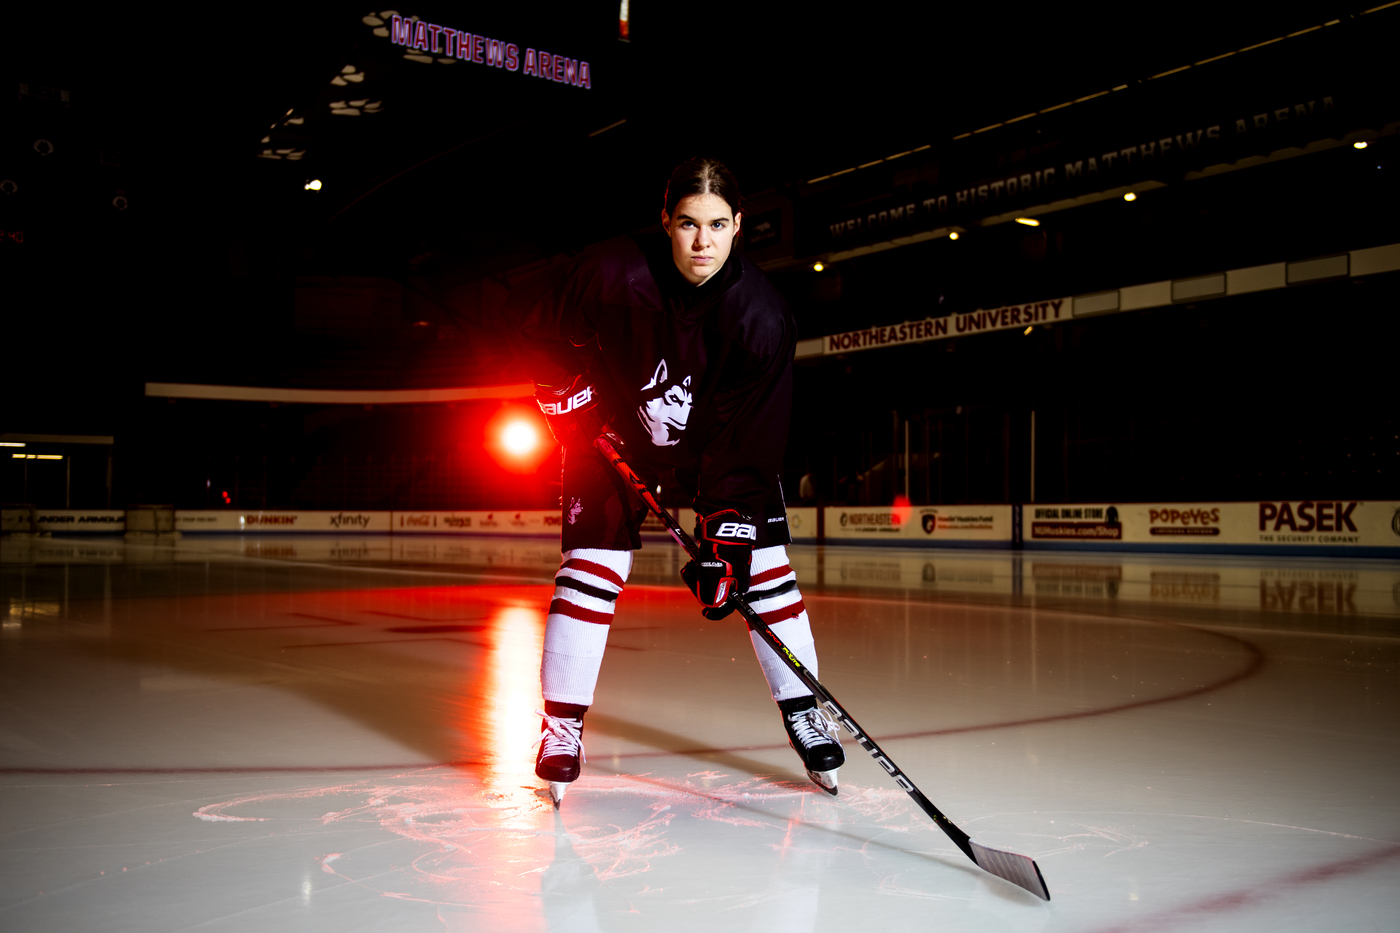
[544,700,589,719]
[554,575,620,602]
[745,578,798,603]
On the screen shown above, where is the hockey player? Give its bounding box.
[505,157,842,805]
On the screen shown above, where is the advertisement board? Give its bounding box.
[174,511,391,533]
[391,510,561,536]
[33,510,127,533]
[169,508,813,540]
[155,501,1399,554]
[823,505,1013,546]
[786,507,819,541]
[1026,501,1400,555]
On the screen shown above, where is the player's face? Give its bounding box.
[662,193,742,286]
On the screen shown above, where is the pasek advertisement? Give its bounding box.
[1027,501,1400,552]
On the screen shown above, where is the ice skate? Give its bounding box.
[778,696,844,795]
[534,708,586,808]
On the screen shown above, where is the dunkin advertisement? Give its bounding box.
[174,511,392,533]
[1027,500,1400,553]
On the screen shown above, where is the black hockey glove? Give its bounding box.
[682,509,756,620]
[534,375,607,451]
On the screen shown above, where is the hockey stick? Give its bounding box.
[593,435,1051,901]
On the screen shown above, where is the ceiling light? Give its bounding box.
[1123,191,1137,202]
[813,262,825,272]
[1353,141,1368,149]
[1023,326,1034,335]
[304,179,322,191]
[948,232,959,240]
[0,442,24,447]
[1015,217,1040,227]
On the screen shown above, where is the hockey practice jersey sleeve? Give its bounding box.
[502,254,598,387]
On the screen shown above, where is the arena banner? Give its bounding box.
[786,507,819,540]
[819,300,1070,356]
[174,511,391,533]
[33,510,127,533]
[823,505,1014,545]
[391,510,562,536]
[799,89,1346,256]
[1026,500,1400,553]
[172,508,805,540]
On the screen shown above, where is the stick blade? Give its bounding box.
[969,840,1051,901]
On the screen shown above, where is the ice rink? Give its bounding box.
[2,533,1398,932]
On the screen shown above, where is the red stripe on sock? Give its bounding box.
[548,598,615,625]
[562,559,626,589]
[752,599,805,627]
[749,565,793,586]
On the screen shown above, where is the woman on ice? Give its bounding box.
[506,157,842,805]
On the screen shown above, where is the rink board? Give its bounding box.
[27,502,1397,556]
[1023,500,1400,556]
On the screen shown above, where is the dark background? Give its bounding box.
[2,2,1396,510]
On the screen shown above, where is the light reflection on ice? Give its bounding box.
[481,603,546,819]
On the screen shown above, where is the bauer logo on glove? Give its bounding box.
[682,509,756,619]
[535,375,608,451]
[538,384,594,417]
[715,521,757,540]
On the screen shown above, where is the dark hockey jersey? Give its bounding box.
[504,234,795,518]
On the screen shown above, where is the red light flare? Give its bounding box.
[485,405,555,474]
[893,495,912,527]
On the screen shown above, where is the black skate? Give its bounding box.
[534,708,586,808]
[778,696,844,795]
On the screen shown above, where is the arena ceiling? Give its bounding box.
[1,2,1391,418]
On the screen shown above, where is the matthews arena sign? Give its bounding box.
[387,14,592,89]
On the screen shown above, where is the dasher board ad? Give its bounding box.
[392,510,562,536]
[175,511,391,533]
[34,510,127,533]
[824,506,1012,544]
[1026,501,1400,554]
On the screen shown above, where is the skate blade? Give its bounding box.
[807,768,839,795]
[548,782,570,808]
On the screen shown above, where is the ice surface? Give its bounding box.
[2,535,1398,931]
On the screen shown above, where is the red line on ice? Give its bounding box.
[1086,842,1400,932]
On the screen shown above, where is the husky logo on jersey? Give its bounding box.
[636,358,692,446]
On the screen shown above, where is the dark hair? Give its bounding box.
[663,157,743,222]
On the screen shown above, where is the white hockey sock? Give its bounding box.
[541,548,632,707]
[745,545,818,702]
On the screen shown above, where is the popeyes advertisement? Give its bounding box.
[1028,500,1400,552]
